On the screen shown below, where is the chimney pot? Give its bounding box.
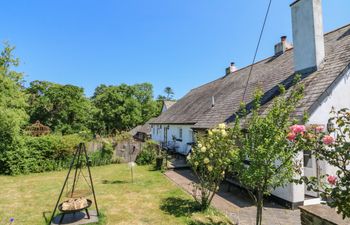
[225,62,238,75]
[274,36,292,55]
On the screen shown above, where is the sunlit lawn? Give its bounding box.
[0,164,231,225]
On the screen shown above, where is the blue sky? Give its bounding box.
[1,0,349,99]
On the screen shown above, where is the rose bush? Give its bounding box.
[292,108,350,219]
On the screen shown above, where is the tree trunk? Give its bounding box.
[256,191,263,225]
[207,192,215,207]
[201,188,209,210]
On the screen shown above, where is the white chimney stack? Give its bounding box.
[291,0,325,73]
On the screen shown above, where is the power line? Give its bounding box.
[242,0,273,102]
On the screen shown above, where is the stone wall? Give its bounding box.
[299,205,350,225]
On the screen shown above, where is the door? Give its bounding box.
[303,150,319,197]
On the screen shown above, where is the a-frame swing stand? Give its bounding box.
[49,143,99,225]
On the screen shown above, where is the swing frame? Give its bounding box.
[49,143,99,224]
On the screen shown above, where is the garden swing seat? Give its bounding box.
[58,199,92,223]
[49,143,99,224]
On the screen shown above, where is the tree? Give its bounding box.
[134,83,161,122]
[164,86,174,100]
[188,123,237,210]
[92,83,159,134]
[0,43,29,174]
[294,108,350,219]
[231,78,305,225]
[157,86,175,101]
[26,81,93,134]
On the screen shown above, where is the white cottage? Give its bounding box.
[150,0,350,209]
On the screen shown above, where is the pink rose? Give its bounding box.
[323,135,334,145]
[327,175,337,185]
[287,132,296,141]
[315,125,324,132]
[290,124,306,134]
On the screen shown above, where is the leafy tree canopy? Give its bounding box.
[92,83,160,134]
[26,80,93,134]
[0,43,29,174]
[157,86,175,101]
[231,77,305,225]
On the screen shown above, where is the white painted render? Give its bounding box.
[308,66,350,176]
[151,124,194,155]
[273,66,350,204]
[271,152,305,204]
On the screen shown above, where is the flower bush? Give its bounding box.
[188,123,237,210]
[294,108,350,219]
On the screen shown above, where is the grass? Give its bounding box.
[0,164,232,225]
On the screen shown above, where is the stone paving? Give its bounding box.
[50,210,98,225]
[165,169,301,225]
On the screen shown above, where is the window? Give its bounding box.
[303,150,313,168]
[179,128,183,139]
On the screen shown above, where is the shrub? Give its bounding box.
[88,140,117,166]
[2,134,85,175]
[294,108,350,219]
[135,140,158,165]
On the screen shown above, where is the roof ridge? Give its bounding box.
[324,22,350,36]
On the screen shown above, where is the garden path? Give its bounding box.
[165,169,301,225]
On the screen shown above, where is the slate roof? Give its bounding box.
[150,24,350,129]
[130,122,151,135]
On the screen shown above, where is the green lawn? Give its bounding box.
[0,164,231,225]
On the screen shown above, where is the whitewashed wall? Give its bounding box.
[308,67,350,176]
[151,124,194,155]
[271,151,305,204]
[271,67,350,204]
